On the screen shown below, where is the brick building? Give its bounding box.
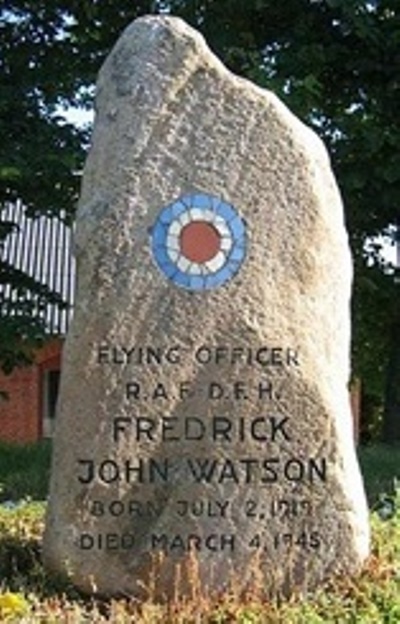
[0,203,74,443]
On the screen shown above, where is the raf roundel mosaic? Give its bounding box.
[150,193,247,291]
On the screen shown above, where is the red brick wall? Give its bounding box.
[0,338,62,444]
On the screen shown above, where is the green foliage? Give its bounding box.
[1,0,399,431]
[1,3,86,215]
[0,500,44,590]
[167,0,400,422]
[0,2,86,374]
[0,441,51,501]
[358,443,400,505]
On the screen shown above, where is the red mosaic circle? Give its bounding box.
[151,193,247,290]
[180,221,221,264]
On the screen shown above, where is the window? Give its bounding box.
[42,370,60,438]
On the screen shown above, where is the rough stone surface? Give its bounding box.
[43,16,369,599]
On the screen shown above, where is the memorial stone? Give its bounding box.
[43,15,370,599]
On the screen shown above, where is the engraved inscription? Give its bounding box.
[75,342,328,556]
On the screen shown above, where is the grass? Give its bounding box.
[0,442,399,622]
[358,444,400,506]
[0,441,51,502]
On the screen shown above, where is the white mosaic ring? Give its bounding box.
[150,192,247,291]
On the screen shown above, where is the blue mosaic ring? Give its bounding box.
[150,193,247,291]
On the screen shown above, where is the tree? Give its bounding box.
[151,0,400,440]
[1,0,398,438]
[1,3,83,372]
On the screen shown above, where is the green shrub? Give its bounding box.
[0,441,51,501]
[358,444,400,505]
[0,501,44,589]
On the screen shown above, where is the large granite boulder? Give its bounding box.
[43,15,369,599]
